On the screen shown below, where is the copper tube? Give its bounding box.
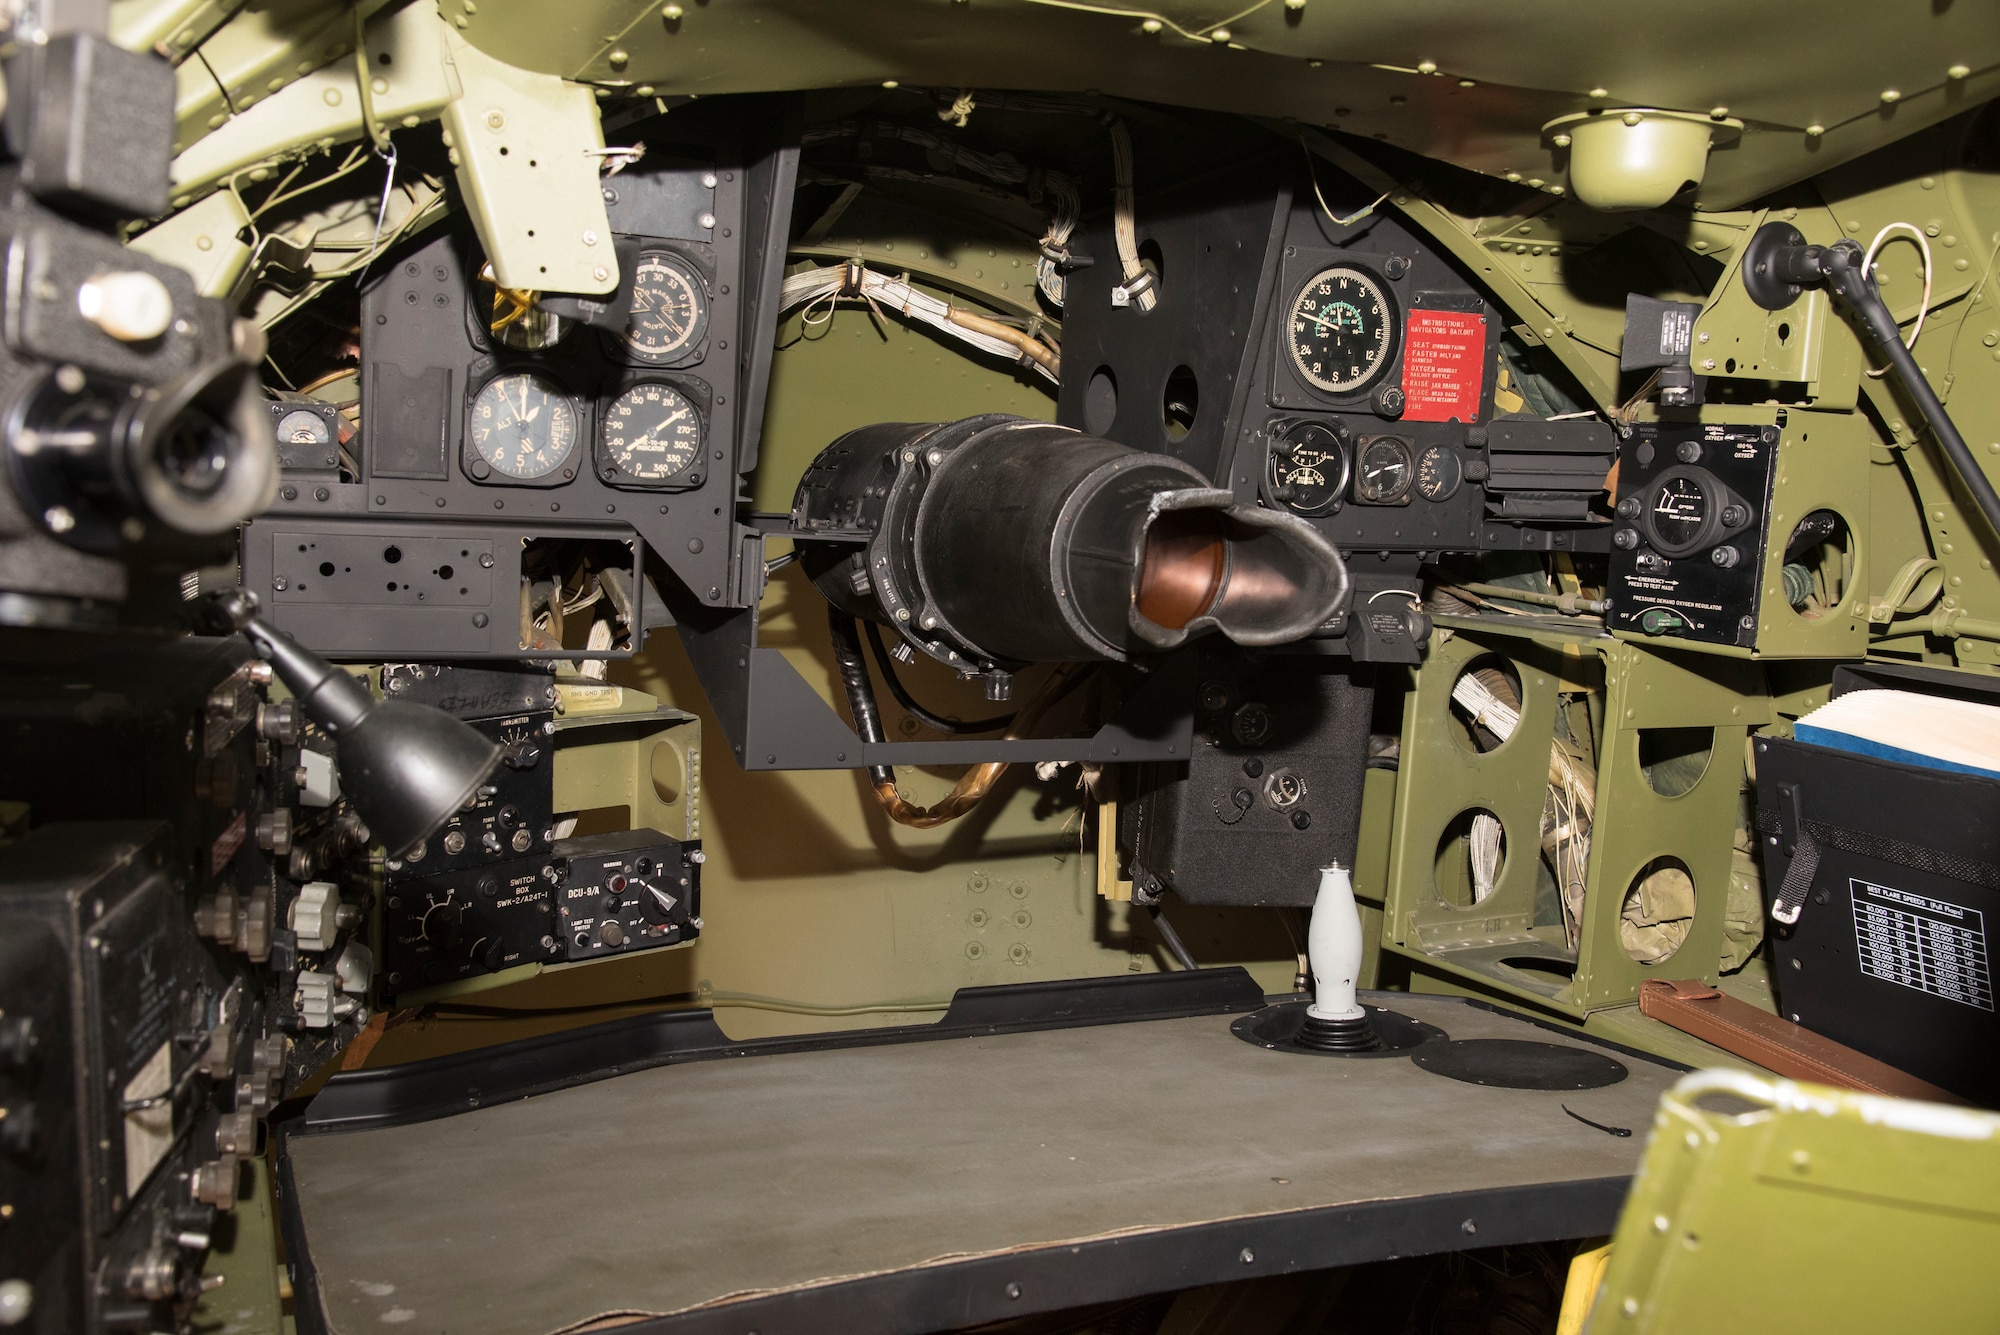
[943,307,1060,376]
[871,663,1085,829]
[1134,511,1225,631]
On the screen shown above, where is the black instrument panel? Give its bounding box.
[1605,421,1777,645]
[243,103,802,660]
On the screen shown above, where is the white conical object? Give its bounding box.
[1306,861,1366,1021]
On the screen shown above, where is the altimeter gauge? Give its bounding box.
[623,251,708,364]
[600,382,703,485]
[468,372,579,482]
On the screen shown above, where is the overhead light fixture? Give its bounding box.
[207,590,501,858]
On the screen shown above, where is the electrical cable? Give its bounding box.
[1861,222,1933,379]
[780,263,1060,381]
[1301,135,1390,230]
[1108,119,1158,312]
[800,119,1078,304]
[860,621,1015,734]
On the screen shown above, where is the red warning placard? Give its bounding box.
[1401,309,1488,422]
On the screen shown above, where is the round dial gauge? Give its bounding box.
[601,382,702,483]
[1644,472,1717,555]
[468,373,578,480]
[1415,445,1463,502]
[275,408,331,448]
[623,251,708,363]
[1353,436,1415,504]
[1264,422,1351,516]
[1287,266,1396,395]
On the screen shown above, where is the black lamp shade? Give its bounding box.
[331,698,501,859]
[237,609,501,858]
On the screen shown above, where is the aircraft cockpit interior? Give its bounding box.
[1,2,1998,1332]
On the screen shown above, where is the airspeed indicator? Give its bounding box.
[600,382,703,485]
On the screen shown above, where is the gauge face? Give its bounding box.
[1416,444,1463,502]
[1647,474,1712,554]
[468,373,578,480]
[1287,266,1396,395]
[623,251,708,363]
[601,382,702,483]
[1353,436,1415,504]
[275,408,331,447]
[1265,422,1351,516]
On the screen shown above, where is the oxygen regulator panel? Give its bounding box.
[1606,422,1780,646]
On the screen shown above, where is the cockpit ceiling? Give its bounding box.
[444,0,2000,211]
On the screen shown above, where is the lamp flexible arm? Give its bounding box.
[1821,244,2000,543]
[1743,226,2000,545]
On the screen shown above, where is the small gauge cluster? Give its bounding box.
[1245,233,1516,557]
[1263,419,1466,516]
[459,362,709,493]
[457,242,714,492]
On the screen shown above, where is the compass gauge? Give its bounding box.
[623,251,708,363]
[1287,266,1396,395]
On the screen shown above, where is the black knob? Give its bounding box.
[1720,504,1748,527]
[1614,529,1640,550]
[476,938,507,972]
[1402,605,1433,647]
[1,1101,37,1155]
[1241,757,1264,779]
[599,921,626,948]
[0,1017,37,1070]
[1290,811,1312,830]
[1675,441,1702,463]
[640,881,680,923]
[496,805,525,833]
[1616,496,1642,519]
[1711,545,1741,568]
[501,739,543,770]
[422,906,459,949]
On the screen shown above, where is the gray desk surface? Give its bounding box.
[287,995,1674,1335]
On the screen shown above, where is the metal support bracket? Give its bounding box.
[672,593,1195,771]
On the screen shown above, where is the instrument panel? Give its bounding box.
[243,100,801,660]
